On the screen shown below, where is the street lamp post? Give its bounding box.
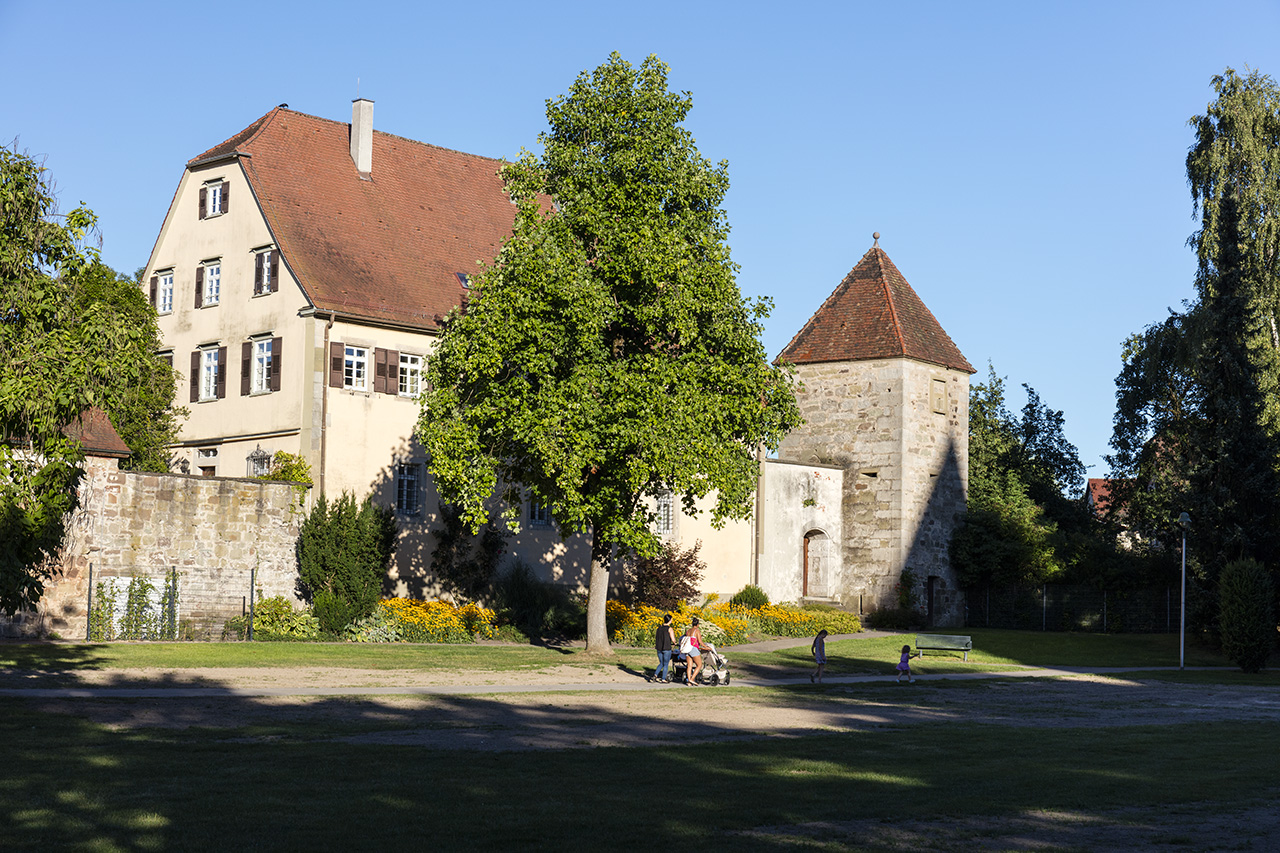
[1178,512,1191,670]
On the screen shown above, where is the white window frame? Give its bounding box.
[199,348,220,401]
[158,271,174,314]
[252,338,273,394]
[396,463,420,514]
[260,249,272,291]
[398,353,422,397]
[203,262,221,305]
[344,346,368,390]
[207,182,223,216]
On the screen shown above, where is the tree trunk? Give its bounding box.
[583,526,613,656]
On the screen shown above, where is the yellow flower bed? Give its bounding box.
[378,597,496,644]
[608,599,860,646]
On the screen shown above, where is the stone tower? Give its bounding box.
[776,240,974,625]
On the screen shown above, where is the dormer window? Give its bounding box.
[199,180,229,219]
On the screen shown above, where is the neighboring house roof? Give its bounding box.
[188,107,518,330]
[63,408,132,459]
[777,244,974,373]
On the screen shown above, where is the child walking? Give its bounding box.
[810,629,829,683]
[896,644,918,683]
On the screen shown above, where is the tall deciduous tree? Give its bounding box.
[1185,69,1280,576]
[417,53,800,654]
[0,147,179,614]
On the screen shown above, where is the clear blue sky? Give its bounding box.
[4,0,1279,482]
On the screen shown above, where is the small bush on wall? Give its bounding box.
[297,492,397,633]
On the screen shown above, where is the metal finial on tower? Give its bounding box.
[873,232,880,247]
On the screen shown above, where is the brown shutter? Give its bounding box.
[199,187,207,220]
[386,349,399,394]
[270,337,282,391]
[329,341,344,388]
[195,267,204,308]
[162,352,173,368]
[269,252,280,293]
[221,181,229,213]
[215,347,227,399]
[241,341,252,396]
[254,254,263,295]
[190,352,200,402]
[149,275,158,306]
[374,348,388,394]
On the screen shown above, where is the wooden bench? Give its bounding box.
[916,633,972,662]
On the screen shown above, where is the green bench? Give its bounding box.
[916,633,972,662]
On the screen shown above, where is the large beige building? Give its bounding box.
[142,102,972,621]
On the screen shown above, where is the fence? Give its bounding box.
[84,563,273,641]
[965,584,1182,633]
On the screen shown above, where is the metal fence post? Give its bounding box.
[248,565,256,642]
[1042,585,1047,631]
[86,562,94,641]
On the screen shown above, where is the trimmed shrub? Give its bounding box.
[1218,558,1275,673]
[345,598,497,644]
[730,584,769,609]
[864,607,923,631]
[627,541,704,611]
[607,599,861,646]
[297,492,398,633]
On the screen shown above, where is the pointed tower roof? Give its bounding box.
[777,239,974,373]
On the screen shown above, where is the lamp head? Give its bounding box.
[1178,512,1191,529]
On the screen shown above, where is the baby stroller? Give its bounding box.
[671,642,731,686]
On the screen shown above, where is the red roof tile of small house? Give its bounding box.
[777,245,974,373]
[63,408,132,459]
[188,107,519,330]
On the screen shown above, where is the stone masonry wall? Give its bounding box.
[2,454,306,639]
[777,358,969,624]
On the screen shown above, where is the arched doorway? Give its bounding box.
[803,530,832,598]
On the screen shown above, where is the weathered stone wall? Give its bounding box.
[2,454,306,639]
[777,358,969,624]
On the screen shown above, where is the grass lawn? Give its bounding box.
[2,627,1265,680]
[3,696,1277,851]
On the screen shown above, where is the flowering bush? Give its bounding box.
[608,599,860,646]
[346,598,497,644]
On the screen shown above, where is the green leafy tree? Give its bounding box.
[1217,557,1275,673]
[257,451,313,484]
[417,54,801,654]
[74,261,183,471]
[1,147,109,613]
[296,492,398,632]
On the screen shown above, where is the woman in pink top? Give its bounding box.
[683,617,705,685]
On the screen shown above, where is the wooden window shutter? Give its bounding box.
[241,342,252,396]
[149,275,158,307]
[195,266,204,308]
[221,181,229,213]
[329,341,344,388]
[254,254,264,295]
[374,348,388,394]
[215,347,227,399]
[270,252,280,293]
[199,186,207,220]
[270,337,282,391]
[162,353,173,368]
[190,352,200,403]
[386,349,399,393]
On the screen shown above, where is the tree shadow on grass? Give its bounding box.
[5,662,1280,850]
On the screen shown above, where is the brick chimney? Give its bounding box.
[350,98,374,176]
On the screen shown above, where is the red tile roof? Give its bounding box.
[63,408,132,458]
[777,245,974,373]
[193,107,518,329]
